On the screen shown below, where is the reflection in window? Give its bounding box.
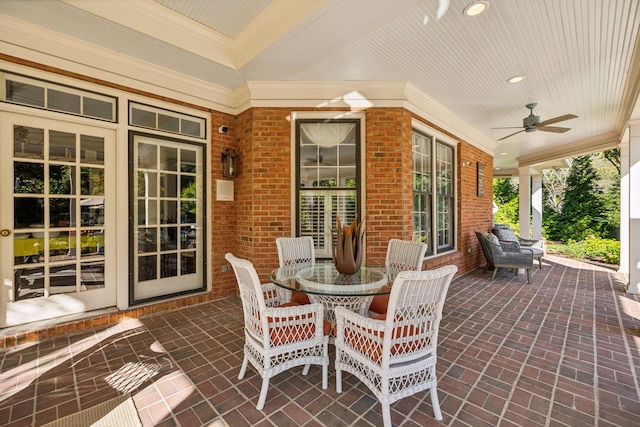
[133,139,203,288]
[412,127,455,255]
[297,120,360,258]
[12,123,107,301]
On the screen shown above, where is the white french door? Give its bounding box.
[130,134,206,302]
[0,113,116,327]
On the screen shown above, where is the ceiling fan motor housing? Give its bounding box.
[523,114,540,130]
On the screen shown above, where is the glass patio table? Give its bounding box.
[269,263,392,323]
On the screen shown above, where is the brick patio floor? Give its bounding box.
[1,254,639,426]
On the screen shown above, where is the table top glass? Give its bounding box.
[269,263,391,296]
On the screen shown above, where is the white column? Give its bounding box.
[619,131,629,276]
[627,122,640,294]
[518,167,531,239]
[531,173,542,241]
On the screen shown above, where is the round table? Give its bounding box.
[270,263,390,323]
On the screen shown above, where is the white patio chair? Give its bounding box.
[368,239,428,315]
[275,236,315,304]
[225,253,330,410]
[335,265,458,427]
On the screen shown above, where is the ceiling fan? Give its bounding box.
[495,103,577,141]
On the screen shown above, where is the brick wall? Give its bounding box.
[235,106,494,280]
[0,56,495,348]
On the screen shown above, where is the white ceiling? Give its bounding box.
[1,0,639,173]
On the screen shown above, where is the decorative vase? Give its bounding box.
[332,214,365,275]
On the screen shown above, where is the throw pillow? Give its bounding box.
[486,232,504,254]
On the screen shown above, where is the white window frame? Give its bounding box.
[412,119,458,257]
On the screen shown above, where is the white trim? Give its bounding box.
[0,16,236,113]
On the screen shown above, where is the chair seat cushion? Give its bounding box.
[291,291,311,305]
[368,294,389,314]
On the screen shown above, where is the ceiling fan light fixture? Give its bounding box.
[463,1,489,16]
[507,75,525,83]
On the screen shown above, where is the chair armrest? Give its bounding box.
[518,238,544,249]
[499,240,521,252]
[494,250,533,265]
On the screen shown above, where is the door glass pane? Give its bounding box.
[14,197,44,229]
[50,198,76,227]
[14,162,44,194]
[49,130,76,161]
[160,174,177,197]
[80,135,104,165]
[14,126,44,159]
[81,261,105,290]
[132,138,205,297]
[81,167,104,195]
[49,165,75,195]
[11,123,107,302]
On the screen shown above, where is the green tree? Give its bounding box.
[556,155,606,241]
[493,178,519,227]
[493,177,518,204]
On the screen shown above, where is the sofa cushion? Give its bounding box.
[492,226,518,242]
[485,232,504,255]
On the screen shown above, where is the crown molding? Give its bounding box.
[62,0,236,69]
[517,131,621,167]
[234,80,408,112]
[0,15,236,113]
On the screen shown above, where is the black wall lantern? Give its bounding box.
[222,149,237,178]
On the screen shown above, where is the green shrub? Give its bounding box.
[547,236,620,265]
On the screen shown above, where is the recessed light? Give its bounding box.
[463,1,489,16]
[500,152,508,155]
[508,75,525,83]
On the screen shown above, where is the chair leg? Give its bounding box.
[430,386,443,421]
[491,268,498,280]
[526,269,531,284]
[336,367,342,393]
[381,403,392,427]
[302,364,311,375]
[256,377,270,410]
[238,354,249,379]
[322,364,328,389]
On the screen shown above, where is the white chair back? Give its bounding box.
[276,236,315,267]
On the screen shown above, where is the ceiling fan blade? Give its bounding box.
[491,126,524,129]
[498,129,525,141]
[538,114,578,127]
[537,126,571,133]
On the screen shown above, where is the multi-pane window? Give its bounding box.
[3,72,116,122]
[412,128,455,255]
[296,120,359,259]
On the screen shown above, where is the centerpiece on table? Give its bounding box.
[331,214,365,275]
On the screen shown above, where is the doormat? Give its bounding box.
[42,395,142,427]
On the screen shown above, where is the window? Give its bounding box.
[129,102,206,139]
[412,127,455,255]
[296,119,360,259]
[2,72,116,122]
